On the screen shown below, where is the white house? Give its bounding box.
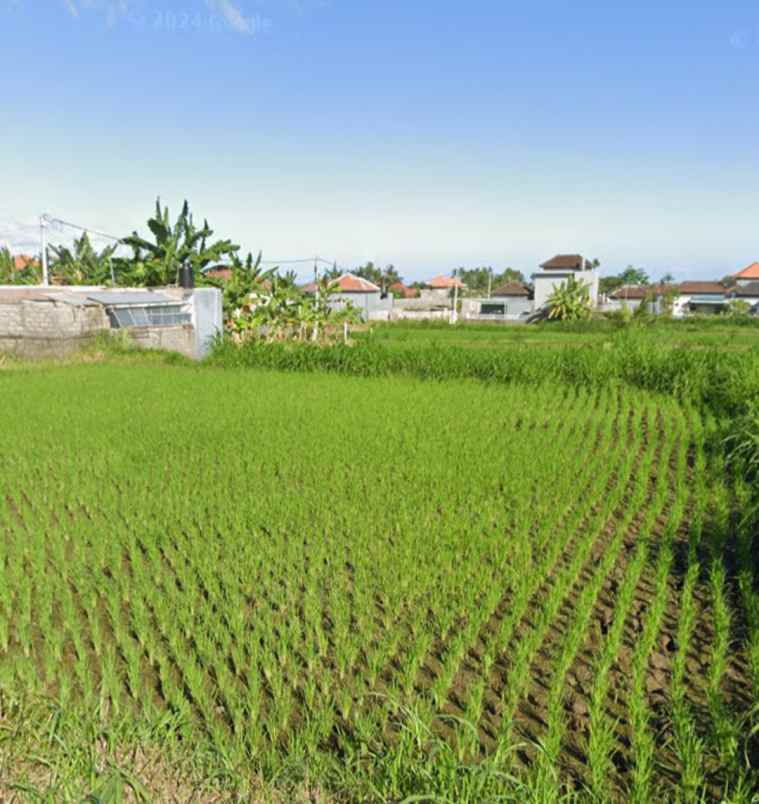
[607,283,677,313]
[302,272,392,321]
[531,255,600,310]
[672,281,728,317]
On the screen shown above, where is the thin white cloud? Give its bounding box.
[58,0,135,26]
[0,220,42,255]
[206,0,252,34]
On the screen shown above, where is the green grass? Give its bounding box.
[357,318,759,352]
[1,358,757,801]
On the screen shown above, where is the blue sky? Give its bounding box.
[1,0,758,282]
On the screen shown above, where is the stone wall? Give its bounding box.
[0,300,109,357]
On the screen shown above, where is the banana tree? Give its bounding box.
[0,247,14,283]
[546,276,593,321]
[0,248,39,284]
[204,250,277,322]
[49,232,118,285]
[115,199,239,286]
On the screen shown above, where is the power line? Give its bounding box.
[41,213,367,277]
[42,214,125,244]
[260,257,316,264]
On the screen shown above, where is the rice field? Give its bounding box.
[1,362,757,801]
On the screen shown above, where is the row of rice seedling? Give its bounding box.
[493,395,646,762]
[1,361,756,800]
[535,399,687,794]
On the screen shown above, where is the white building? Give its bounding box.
[531,255,599,310]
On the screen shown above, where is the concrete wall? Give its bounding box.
[603,298,643,312]
[420,288,450,304]
[191,288,223,358]
[124,324,195,356]
[390,308,451,321]
[0,299,109,357]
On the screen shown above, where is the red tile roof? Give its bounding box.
[491,281,530,297]
[610,283,677,300]
[540,254,586,270]
[678,281,726,295]
[389,281,418,298]
[735,262,759,280]
[13,254,38,271]
[205,267,272,290]
[427,275,466,289]
[302,273,380,294]
[206,267,233,282]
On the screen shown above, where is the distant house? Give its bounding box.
[205,265,234,282]
[609,284,649,310]
[608,283,677,312]
[729,281,759,313]
[419,275,466,304]
[12,255,38,274]
[532,254,599,310]
[734,262,759,288]
[486,281,532,317]
[388,281,418,299]
[302,272,391,321]
[459,282,532,322]
[674,281,728,317]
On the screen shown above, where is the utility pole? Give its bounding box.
[451,272,459,325]
[488,267,492,299]
[40,214,49,286]
[312,257,319,342]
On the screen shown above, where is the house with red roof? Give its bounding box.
[388,281,418,299]
[734,262,759,288]
[673,281,729,316]
[419,275,467,305]
[302,272,392,321]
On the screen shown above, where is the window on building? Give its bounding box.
[480,303,507,315]
[106,305,191,329]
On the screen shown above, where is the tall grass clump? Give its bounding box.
[210,328,759,418]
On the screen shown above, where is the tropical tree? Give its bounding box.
[455,266,526,294]
[619,265,650,285]
[0,248,40,284]
[114,199,239,286]
[49,232,118,285]
[352,262,403,292]
[725,299,752,318]
[599,275,624,294]
[546,276,593,321]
